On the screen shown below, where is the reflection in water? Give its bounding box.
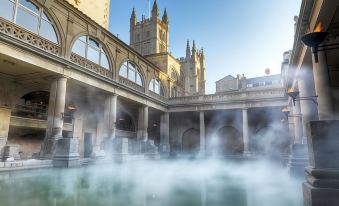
[0,159,303,206]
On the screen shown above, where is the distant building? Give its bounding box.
[216,74,283,93]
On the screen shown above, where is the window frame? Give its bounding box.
[1,0,59,44]
[119,61,143,86]
[149,78,164,96]
[72,36,110,70]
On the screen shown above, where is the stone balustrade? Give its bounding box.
[70,53,114,80]
[0,18,60,55]
[149,91,168,103]
[169,88,286,105]
[118,76,145,93]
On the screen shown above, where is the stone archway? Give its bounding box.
[254,126,289,156]
[182,128,200,154]
[216,126,243,155]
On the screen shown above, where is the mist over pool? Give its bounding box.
[0,159,303,206]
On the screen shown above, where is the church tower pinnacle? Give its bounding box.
[130,7,136,25]
[162,8,169,24]
[186,40,191,60]
[152,0,159,19]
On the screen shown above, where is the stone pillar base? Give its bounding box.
[140,140,158,155]
[242,151,251,157]
[159,143,170,154]
[303,167,339,206]
[92,145,106,159]
[288,144,309,178]
[303,120,339,205]
[3,144,20,161]
[52,138,80,168]
[112,138,129,162]
[0,137,6,159]
[40,137,61,160]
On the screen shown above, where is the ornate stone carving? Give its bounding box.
[118,76,145,93]
[70,53,113,79]
[0,18,60,55]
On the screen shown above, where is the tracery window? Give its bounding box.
[0,0,58,43]
[119,61,143,86]
[72,36,110,69]
[149,78,164,96]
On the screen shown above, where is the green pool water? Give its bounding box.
[0,159,303,206]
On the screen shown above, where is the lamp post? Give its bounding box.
[287,89,318,106]
[301,31,328,63]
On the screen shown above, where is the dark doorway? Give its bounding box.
[84,133,93,158]
[182,128,200,154]
[217,126,243,155]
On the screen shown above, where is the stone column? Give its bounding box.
[105,94,117,140]
[242,108,250,155]
[102,94,117,154]
[298,67,318,143]
[199,111,205,154]
[160,112,170,153]
[312,51,334,120]
[293,99,303,144]
[142,106,149,141]
[40,77,67,159]
[289,93,309,177]
[0,107,11,160]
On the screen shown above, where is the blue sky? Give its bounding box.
[109,0,301,94]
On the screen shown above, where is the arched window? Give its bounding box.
[119,61,143,86]
[0,0,58,44]
[149,79,164,96]
[72,36,110,69]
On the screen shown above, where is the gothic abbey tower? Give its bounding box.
[130,1,169,56]
[182,40,206,95]
[130,0,206,96]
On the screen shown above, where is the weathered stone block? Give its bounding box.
[39,138,59,159]
[307,121,339,169]
[303,182,339,206]
[159,143,170,154]
[52,138,80,168]
[303,120,339,206]
[3,144,21,160]
[112,137,129,155]
[140,140,158,155]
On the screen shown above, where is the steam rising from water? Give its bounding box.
[0,159,302,206]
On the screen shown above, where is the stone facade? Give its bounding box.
[65,0,110,29]
[0,0,288,165]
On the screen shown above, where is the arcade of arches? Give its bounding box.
[0,0,288,160]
